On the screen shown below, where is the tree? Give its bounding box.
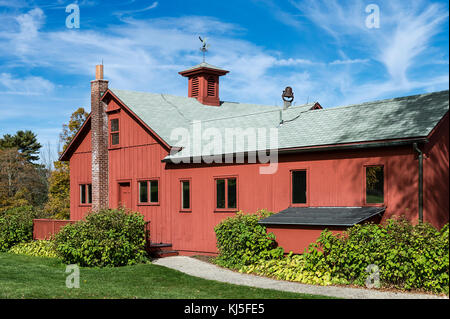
[44,160,71,219]
[45,107,89,219]
[60,107,89,151]
[0,130,42,163]
[0,148,48,212]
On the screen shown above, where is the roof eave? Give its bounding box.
[161,136,429,163]
[178,67,229,77]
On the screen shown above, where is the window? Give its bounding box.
[292,170,307,204]
[80,184,92,205]
[138,180,159,204]
[215,177,237,210]
[110,118,119,146]
[181,180,191,210]
[366,165,384,204]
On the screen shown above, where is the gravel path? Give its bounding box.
[152,256,447,299]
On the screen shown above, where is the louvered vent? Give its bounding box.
[191,76,199,97]
[207,76,216,97]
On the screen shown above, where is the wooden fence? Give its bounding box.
[33,219,76,240]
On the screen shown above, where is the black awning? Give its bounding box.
[258,206,385,227]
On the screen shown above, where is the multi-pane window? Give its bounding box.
[138,180,159,204]
[181,180,191,210]
[292,170,307,204]
[110,118,119,146]
[366,165,384,204]
[80,184,92,204]
[215,177,237,209]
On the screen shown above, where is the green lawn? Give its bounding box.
[0,253,331,299]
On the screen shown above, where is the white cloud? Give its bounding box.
[114,1,158,17]
[13,7,45,54]
[282,0,449,105]
[274,58,321,66]
[378,2,448,85]
[329,58,369,65]
[0,3,448,110]
[0,73,55,95]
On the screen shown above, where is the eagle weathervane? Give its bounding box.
[199,36,210,62]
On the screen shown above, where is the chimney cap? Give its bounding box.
[95,64,104,80]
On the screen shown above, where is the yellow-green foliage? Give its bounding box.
[9,240,58,258]
[240,253,348,286]
[241,218,449,295]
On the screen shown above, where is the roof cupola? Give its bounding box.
[179,62,229,106]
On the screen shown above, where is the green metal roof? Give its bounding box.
[110,89,449,161]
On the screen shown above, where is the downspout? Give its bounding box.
[413,143,423,223]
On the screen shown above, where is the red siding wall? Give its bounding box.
[423,113,449,228]
[166,146,423,254]
[267,225,346,254]
[69,129,92,220]
[107,105,171,243]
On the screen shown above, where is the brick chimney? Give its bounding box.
[179,62,229,106]
[91,64,109,211]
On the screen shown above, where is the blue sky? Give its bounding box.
[0,0,448,163]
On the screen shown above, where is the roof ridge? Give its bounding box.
[315,90,449,114]
[110,87,316,112]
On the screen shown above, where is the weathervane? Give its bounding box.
[199,36,210,62]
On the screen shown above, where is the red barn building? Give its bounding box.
[51,63,448,255]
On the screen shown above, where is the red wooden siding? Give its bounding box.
[267,225,346,254]
[423,113,449,228]
[106,104,171,243]
[166,145,424,255]
[69,128,92,221]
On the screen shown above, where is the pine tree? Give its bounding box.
[0,130,42,163]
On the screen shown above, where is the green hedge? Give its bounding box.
[0,206,42,252]
[53,208,147,267]
[306,219,449,293]
[9,240,58,258]
[241,218,449,294]
[214,210,284,269]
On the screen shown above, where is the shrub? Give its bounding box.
[0,206,44,251]
[236,217,448,294]
[214,210,284,269]
[53,208,147,267]
[9,240,58,258]
[303,218,449,294]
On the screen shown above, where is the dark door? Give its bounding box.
[118,182,131,209]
